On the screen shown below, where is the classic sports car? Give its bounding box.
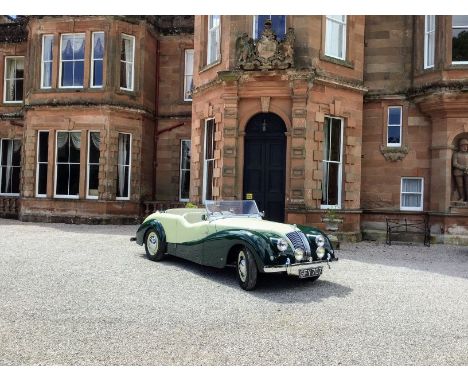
[131,200,337,290]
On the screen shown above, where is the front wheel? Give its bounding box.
[144,228,166,262]
[236,247,258,291]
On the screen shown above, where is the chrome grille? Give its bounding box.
[286,231,311,257]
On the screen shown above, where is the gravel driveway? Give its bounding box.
[0,218,467,365]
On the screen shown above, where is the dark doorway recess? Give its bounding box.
[243,113,286,222]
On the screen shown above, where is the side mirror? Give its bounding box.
[260,211,265,218]
[201,214,207,221]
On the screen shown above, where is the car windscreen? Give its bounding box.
[205,200,261,218]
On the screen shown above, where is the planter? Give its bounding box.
[322,217,343,232]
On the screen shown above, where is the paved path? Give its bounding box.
[0,218,467,365]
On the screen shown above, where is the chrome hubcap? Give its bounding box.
[147,232,159,255]
[238,251,247,282]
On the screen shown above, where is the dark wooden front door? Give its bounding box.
[243,113,286,222]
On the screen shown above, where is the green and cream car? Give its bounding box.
[132,200,337,290]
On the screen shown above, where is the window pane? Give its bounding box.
[73,61,84,86]
[272,15,286,40]
[402,194,421,208]
[322,161,340,205]
[93,32,105,59]
[37,163,48,195]
[56,163,70,195]
[11,166,20,193]
[205,121,214,159]
[388,126,401,144]
[452,28,468,62]
[180,170,190,200]
[57,132,69,162]
[452,15,468,26]
[69,163,80,195]
[38,132,49,163]
[205,160,214,200]
[43,35,53,61]
[89,132,100,164]
[69,132,81,163]
[93,60,103,86]
[42,62,52,87]
[403,179,422,193]
[116,165,129,198]
[88,164,99,196]
[388,107,401,125]
[61,61,74,87]
[181,141,191,169]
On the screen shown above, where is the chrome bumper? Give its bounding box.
[263,258,337,276]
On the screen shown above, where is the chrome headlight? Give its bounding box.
[316,247,326,259]
[294,248,304,261]
[276,238,288,252]
[315,235,326,247]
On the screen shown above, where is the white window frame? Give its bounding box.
[320,116,344,209]
[54,131,81,199]
[90,32,104,88]
[116,132,132,201]
[325,15,347,60]
[3,56,24,103]
[0,138,21,196]
[59,33,85,89]
[452,16,468,65]
[179,139,191,202]
[120,34,135,91]
[387,106,403,147]
[400,177,424,211]
[36,131,49,198]
[184,49,194,101]
[424,16,435,69]
[86,131,100,200]
[41,35,54,89]
[252,15,287,39]
[202,119,215,203]
[207,15,220,65]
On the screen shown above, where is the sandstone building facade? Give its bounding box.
[0,15,467,243]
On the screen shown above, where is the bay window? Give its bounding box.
[87,132,100,199]
[91,32,104,88]
[120,34,135,91]
[36,131,49,197]
[41,35,53,88]
[55,131,81,198]
[4,57,24,102]
[424,16,435,69]
[60,33,85,88]
[0,139,21,195]
[116,133,131,200]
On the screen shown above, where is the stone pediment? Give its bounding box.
[236,19,295,71]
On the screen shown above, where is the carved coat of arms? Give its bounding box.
[236,19,295,70]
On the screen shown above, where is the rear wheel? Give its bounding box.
[236,247,258,291]
[144,228,166,262]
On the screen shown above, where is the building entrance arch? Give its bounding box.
[243,112,286,222]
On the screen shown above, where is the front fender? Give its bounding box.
[135,219,167,250]
[203,229,285,271]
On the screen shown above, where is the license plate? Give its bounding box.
[298,267,322,279]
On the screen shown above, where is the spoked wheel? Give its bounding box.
[144,228,166,261]
[236,247,258,291]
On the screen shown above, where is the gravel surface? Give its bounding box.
[0,218,467,366]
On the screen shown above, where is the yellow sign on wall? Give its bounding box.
[246,193,253,200]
